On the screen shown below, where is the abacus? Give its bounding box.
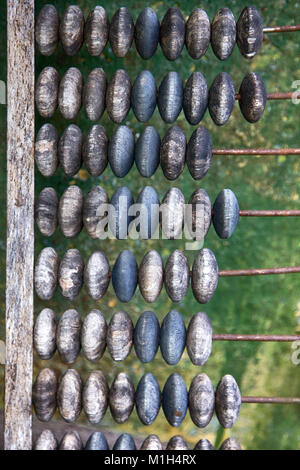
[4,1,300,451]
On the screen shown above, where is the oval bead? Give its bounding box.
[186,312,212,366]
[162,374,188,427]
[113,434,136,451]
[138,250,163,303]
[84,7,109,56]
[216,375,242,428]
[189,373,215,428]
[36,5,59,56]
[108,125,135,177]
[58,68,83,120]
[140,435,162,450]
[35,247,59,300]
[84,251,110,300]
[239,72,266,123]
[131,71,157,123]
[109,7,134,57]
[211,8,236,60]
[109,186,134,240]
[135,7,160,59]
[187,188,211,241]
[160,310,186,365]
[35,123,59,177]
[81,309,107,362]
[107,310,134,361]
[109,373,135,424]
[112,250,138,302]
[58,186,83,239]
[164,250,190,302]
[166,436,189,450]
[135,126,160,178]
[237,6,263,58]
[34,308,57,360]
[192,248,219,303]
[158,72,183,123]
[35,187,58,237]
[183,72,208,125]
[136,373,161,425]
[83,69,107,121]
[83,370,109,424]
[187,126,213,180]
[60,5,84,56]
[209,72,236,126]
[59,431,83,450]
[161,188,185,239]
[35,67,59,118]
[57,309,81,364]
[33,368,57,422]
[59,249,84,301]
[186,9,210,59]
[194,439,214,450]
[106,70,131,123]
[220,437,242,450]
[134,311,160,363]
[160,126,186,180]
[83,185,109,239]
[85,432,109,451]
[213,188,240,239]
[34,430,57,451]
[58,124,82,177]
[83,125,108,177]
[57,369,82,423]
[136,186,160,239]
[160,8,185,61]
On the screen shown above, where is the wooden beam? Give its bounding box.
[5,0,35,450]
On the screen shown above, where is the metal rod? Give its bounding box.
[263,25,300,33]
[213,334,300,342]
[235,92,295,100]
[242,397,300,404]
[212,148,300,156]
[239,210,300,217]
[219,266,300,277]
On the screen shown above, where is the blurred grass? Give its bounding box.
[1,0,300,450]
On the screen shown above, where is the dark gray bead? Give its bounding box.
[58,68,83,120]
[58,124,82,177]
[34,308,57,360]
[161,188,185,239]
[162,373,188,427]
[57,309,81,364]
[164,250,190,302]
[36,5,59,56]
[106,69,131,123]
[219,437,242,450]
[81,309,107,362]
[215,374,242,428]
[213,188,240,239]
[186,312,212,366]
[136,186,160,239]
[237,6,263,58]
[35,124,59,177]
[186,9,210,59]
[135,7,160,59]
[239,72,266,123]
[136,373,160,425]
[109,373,135,424]
[83,69,107,121]
[35,187,58,237]
[160,8,185,61]
[131,71,156,123]
[35,247,59,300]
[58,249,83,300]
[160,126,186,180]
[108,125,135,177]
[109,186,134,239]
[83,370,109,424]
[113,434,136,451]
[134,311,160,363]
[166,436,189,450]
[112,250,138,303]
[35,67,59,118]
[187,189,211,241]
[84,251,110,300]
[158,72,183,124]
[135,126,160,177]
[107,310,134,361]
[192,248,219,303]
[83,185,109,239]
[58,185,83,239]
[194,439,214,450]
[60,5,84,56]
[209,72,236,126]
[138,250,163,303]
[57,369,82,423]
[211,8,236,60]
[140,435,162,450]
[34,430,58,450]
[83,125,108,177]
[187,126,213,180]
[109,7,134,57]
[189,373,215,428]
[160,310,186,365]
[183,72,208,125]
[84,7,109,56]
[59,431,83,450]
[85,432,109,450]
[33,368,57,422]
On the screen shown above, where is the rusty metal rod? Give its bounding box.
[235,92,295,100]
[212,148,300,155]
[242,397,300,404]
[219,266,300,277]
[263,25,300,33]
[239,210,300,217]
[213,334,300,342]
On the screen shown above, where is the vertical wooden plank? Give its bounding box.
[5,0,35,450]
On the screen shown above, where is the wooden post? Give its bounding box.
[5,0,35,450]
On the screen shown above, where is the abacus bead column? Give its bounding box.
[34,309,57,360]
[135,126,161,178]
[107,310,134,361]
[166,436,189,450]
[56,309,81,364]
[84,251,110,300]
[57,369,82,423]
[162,373,188,427]
[84,7,109,56]
[183,72,208,125]
[187,189,212,241]
[239,72,267,123]
[160,310,186,365]
[81,309,107,362]
[160,8,185,61]
[83,185,109,239]
[189,373,215,428]
[186,9,210,59]
[35,187,58,237]
[58,186,83,239]
[35,67,59,118]
[160,126,186,180]
[158,72,183,124]
[60,5,84,56]
[82,371,109,424]
[135,7,160,59]
[58,124,82,177]
[35,124,59,177]
[35,5,59,56]
[208,72,236,126]
[109,7,134,58]
[59,431,83,450]
[108,186,134,239]
[58,68,83,120]
[164,250,190,302]
[112,250,138,302]
[140,435,162,450]
[82,125,108,177]
[35,247,59,300]
[186,312,213,366]
[85,432,109,451]
[106,70,131,123]
[83,69,107,122]
[113,434,136,451]
[136,186,160,239]
[131,71,157,123]
[136,373,161,425]
[237,6,264,58]
[138,250,164,303]
[134,311,160,363]
[58,249,83,300]
[34,430,58,450]
[109,373,135,424]
[194,439,214,450]
[186,126,213,180]
[219,438,242,450]
[192,248,219,303]
[211,8,236,60]
[215,375,242,428]
[108,125,135,177]
[213,188,240,239]
[32,368,57,422]
[161,188,185,239]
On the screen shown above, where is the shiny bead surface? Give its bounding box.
[59,431,83,450]
[160,310,186,365]
[215,374,242,428]
[84,7,109,56]
[239,72,266,123]
[35,187,58,237]
[83,69,107,121]
[213,188,240,239]
[113,434,136,451]
[107,310,134,361]
[83,371,109,424]
[166,436,189,450]
[211,8,236,60]
[81,309,107,362]
[135,7,160,59]
[158,72,183,124]
[106,70,131,123]
[58,124,82,177]
[57,309,81,364]
[138,250,163,303]
[160,126,186,180]
[194,439,214,450]
[108,125,135,177]
[136,373,161,425]
[186,312,212,366]
[36,5,59,56]
[33,368,57,422]
[35,247,59,300]
[84,251,110,300]
[83,185,109,239]
[160,8,185,61]
[131,71,157,123]
[112,250,138,302]
[60,5,84,56]
[85,432,109,450]
[161,188,185,239]
[186,126,213,180]
[35,67,59,118]
[162,373,188,427]
[34,308,57,360]
[58,68,83,120]
[58,185,83,239]
[237,6,263,58]
[183,72,208,125]
[187,188,211,240]
[83,125,108,177]
[57,369,82,423]
[136,186,160,239]
[34,430,58,450]
[135,126,160,178]
[164,250,190,302]
[109,373,135,424]
[189,373,215,428]
[35,124,59,177]
[58,249,83,300]
[140,435,162,450]
[219,437,242,450]
[109,7,134,58]
[134,311,160,363]
[109,186,134,240]
[192,248,219,303]
[209,72,236,126]
[186,9,210,59]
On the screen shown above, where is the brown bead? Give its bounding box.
[215,374,242,428]
[160,8,185,61]
[83,185,109,239]
[83,370,109,424]
[109,7,134,58]
[35,187,58,237]
[160,126,186,180]
[84,251,110,300]
[35,67,59,118]
[58,249,84,300]
[32,368,57,422]
[58,124,82,177]
[186,9,210,59]
[60,5,84,56]
[109,373,135,424]
[138,250,163,303]
[164,250,190,302]
[106,70,131,123]
[84,7,109,56]
[161,188,185,239]
[239,72,266,123]
[81,309,107,362]
[166,436,189,450]
[192,248,219,303]
[58,68,83,120]
[58,185,83,239]
[59,431,83,450]
[34,430,58,450]
[189,373,215,427]
[83,69,107,121]
[36,4,59,56]
[34,308,57,360]
[35,247,59,301]
[35,124,59,177]
[187,188,211,240]
[107,311,134,361]
[57,369,82,423]
[83,125,108,177]
[57,309,81,364]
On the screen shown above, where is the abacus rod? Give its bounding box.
[212,148,300,155]
[239,210,300,216]
[242,397,300,404]
[213,334,300,342]
[235,92,295,100]
[219,266,300,277]
[263,25,300,33]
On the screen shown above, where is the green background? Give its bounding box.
[1,0,300,450]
